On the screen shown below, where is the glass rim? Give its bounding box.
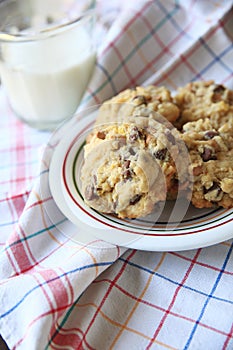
[0,4,96,43]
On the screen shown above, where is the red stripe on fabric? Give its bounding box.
[0,176,34,186]
[111,43,137,86]
[94,277,230,338]
[5,249,19,274]
[86,87,102,105]
[180,53,202,78]
[100,11,198,93]
[12,194,28,218]
[14,121,26,193]
[81,250,137,343]
[6,220,65,275]
[51,326,94,350]
[172,252,233,276]
[7,232,32,274]
[0,191,30,203]
[3,194,27,223]
[155,21,222,85]
[31,269,75,349]
[100,2,151,57]
[14,306,87,349]
[59,267,75,305]
[0,143,34,153]
[25,196,53,211]
[6,226,71,275]
[3,197,16,224]
[141,10,173,55]
[132,18,198,86]
[222,72,233,85]
[223,322,233,350]
[41,270,71,310]
[146,249,202,349]
[33,273,57,323]
[50,332,84,350]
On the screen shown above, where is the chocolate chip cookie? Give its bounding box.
[174,80,233,129]
[81,116,189,219]
[181,118,233,208]
[94,85,180,128]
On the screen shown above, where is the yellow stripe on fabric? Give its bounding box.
[221,241,232,247]
[32,189,64,246]
[109,253,167,349]
[76,297,177,350]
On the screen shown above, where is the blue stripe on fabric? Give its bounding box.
[183,242,233,349]
[83,2,179,104]
[157,0,193,41]
[191,41,233,82]
[0,261,113,319]
[0,220,18,228]
[119,256,233,306]
[96,62,118,95]
[201,39,233,72]
[3,218,67,250]
[39,169,49,176]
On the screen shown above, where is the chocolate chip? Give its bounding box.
[122,160,132,180]
[213,84,225,94]
[113,200,118,210]
[154,148,167,160]
[132,95,147,105]
[201,147,217,162]
[129,126,142,142]
[97,131,106,139]
[129,147,136,155]
[85,185,98,201]
[204,182,223,201]
[204,182,221,194]
[204,130,219,140]
[130,194,142,205]
[124,160,131,168]
[212,85,226,103]
[123,169,132,180]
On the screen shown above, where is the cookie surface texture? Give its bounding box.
[95,85,180,127]
[174,80,233,129]
[181,118,233,209]
[81,116,187,219]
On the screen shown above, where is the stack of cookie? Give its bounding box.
[81,81,233,218]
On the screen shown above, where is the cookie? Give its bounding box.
[81,116,189,219]
[181,118,233,209]
[174,80,233,129]
[94,85,180,128]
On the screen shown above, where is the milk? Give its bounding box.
[0,24,96,129]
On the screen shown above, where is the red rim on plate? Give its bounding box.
[61,123,233,238]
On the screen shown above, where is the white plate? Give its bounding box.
[49,109,233,251]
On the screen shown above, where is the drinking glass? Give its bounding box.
[0,0,96,130]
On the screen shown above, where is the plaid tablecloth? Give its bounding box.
[1,1,233,349]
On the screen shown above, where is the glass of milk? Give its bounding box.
[0,0,96,130]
